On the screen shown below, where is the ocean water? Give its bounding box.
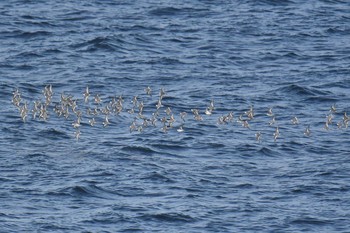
[1,0,350,232]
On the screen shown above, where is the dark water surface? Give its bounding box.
[1,0,350,232]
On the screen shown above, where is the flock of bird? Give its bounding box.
[11,85,349,142]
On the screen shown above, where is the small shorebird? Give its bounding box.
[245,105,254,120]
[39,104,48,121]
[161,125,169,133]
[127,108,135,114]
[304,125,311,136]
[267,107,274,117]
[94,94,101,105]
[324,121,329,130]
[43,85,53,106]
[337,121,342,129]
[156,98,163,110]
[83,86,90,103]
[129,121,137,133]
[32,100,40,119]
[168,114,176,126]
[177,125,184,133]
[145,86,152,96]
[89,118,96,126]
[205,107,212,115]
[273,127,280,142]
[151,115,157,126]
[103,115,110,127]
[217,115,225,125]
[138,101,144,114]
[74,129,80,141]
[255,131,262,142]
[191,109,202,121]
[330,104,336,113]
[12,88,21,108]
[194,114,203,121]
[210,99,214,109]
[180,112,187,122]
[142,119,149,128]
[326,114,333,125]
[165,107,172,116]
[237,114,244,123]
[242,120,250,129]
[291,116,299,125]
[159,88,166,99]
[72,118,81,128]
[220,112,234,123]
[226,112,234,123]
[191,109,199,115]
[19,102,28,122]
[269,116,276,126]
[205,99,214,115]
[343,112,349,125]
[132,96,138,107]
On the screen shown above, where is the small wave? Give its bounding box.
[329,186,350,192]
[275,84,330,97]
[234,183,254,189]
[326,27,350,35]
[250,0,295,6]
[121,145,156,155]
[114,187,146,197]
[150,143,188,152]
[4,30,52,39]
[21,15,46,20]
[0,213,9,217]
[314,79,350,89]
[70,35,129,53]
[143,57,186,65]
[141,171,175,183]
[32,223,72,232]
[18,15,56,27]
[62,16,95,21]
[290,216,331,226]
[149,6,208,18]
[204,142,225,149]
[149,7,183,16]
[304,95,338,103]
[140,212,196,223]
[276,84,314,96]
[59,10,96,21]
[13,51,43,59]
[0,177,13,182]
[27,152,46,157]
[37,128,70,140]
[71,185,97,196]
[43,48,65,55]
[2,64,35,71]
[282,51,301,59]
[50,184,117,199]
[258,146,278,156]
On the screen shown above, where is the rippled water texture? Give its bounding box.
[1,0,350,232]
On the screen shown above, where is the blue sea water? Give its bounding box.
[1,0,350,232]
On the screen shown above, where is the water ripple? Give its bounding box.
[1,0,350,232]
